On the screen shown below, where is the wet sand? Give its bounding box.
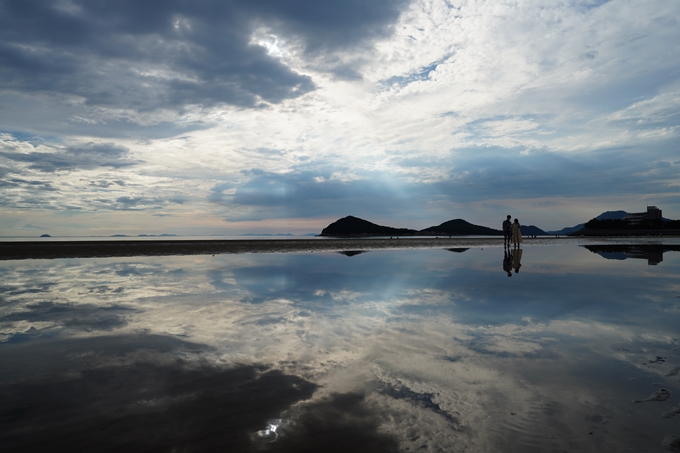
[0,237,519,260]
[2,236,678,260]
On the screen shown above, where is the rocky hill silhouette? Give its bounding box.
[420,219,502,236]
[319,216,504,237]
[320,216,418,237]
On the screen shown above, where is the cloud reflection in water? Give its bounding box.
[1,245,680,451]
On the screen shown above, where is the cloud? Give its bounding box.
[208,138,680,223]
[109,194,185,211]
[0,141,139,172]
[1,0,679,232]
[0,0,409,113]
[211,167,435,221]
[0,136,192,212]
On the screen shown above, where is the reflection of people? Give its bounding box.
[502,215,512,247]
[513,248,523,273]
[512,218,522,248]
[503,249,513,277]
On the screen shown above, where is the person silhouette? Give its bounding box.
[503,248,513,277]
[512,218,522,248]
[502,215,512,248]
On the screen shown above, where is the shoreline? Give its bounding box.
[2,236,680,260]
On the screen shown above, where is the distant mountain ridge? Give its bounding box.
[521,225,548,236]
[546,210,628,235]
[420,219,502,236]
[320,216,507,237]
[320,210,677,237]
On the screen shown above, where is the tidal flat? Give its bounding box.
[1,240,680,452]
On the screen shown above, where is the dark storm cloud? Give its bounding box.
[0,142,139,172]
[0,0,409,111]
[252,0,408,52]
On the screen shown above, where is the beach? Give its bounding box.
[0,237,518,260]
[3,236,680,260]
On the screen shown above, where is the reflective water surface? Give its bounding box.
[1,244,680,452]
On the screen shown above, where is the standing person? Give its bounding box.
[512,218,522,248]
[502,215,512,248]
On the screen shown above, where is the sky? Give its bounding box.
[1,0,679,236]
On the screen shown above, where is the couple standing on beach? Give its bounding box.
[503,215,522,248]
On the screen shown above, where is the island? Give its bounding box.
[318,216,552,237]
[319,216,505,237]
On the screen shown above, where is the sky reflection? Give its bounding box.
[1,245,680,452]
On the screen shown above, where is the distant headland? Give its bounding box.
[571,206,680,236]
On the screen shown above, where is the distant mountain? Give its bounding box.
[597,210,629,220]
[546,211,627,235]
[319,216,418,237]
[111,234,128,237]
[40,233,51,238]
[320,216,502,237]
[420,219,502,236]
[520,225,548,236]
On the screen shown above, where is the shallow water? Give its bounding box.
[1,244,680,452]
